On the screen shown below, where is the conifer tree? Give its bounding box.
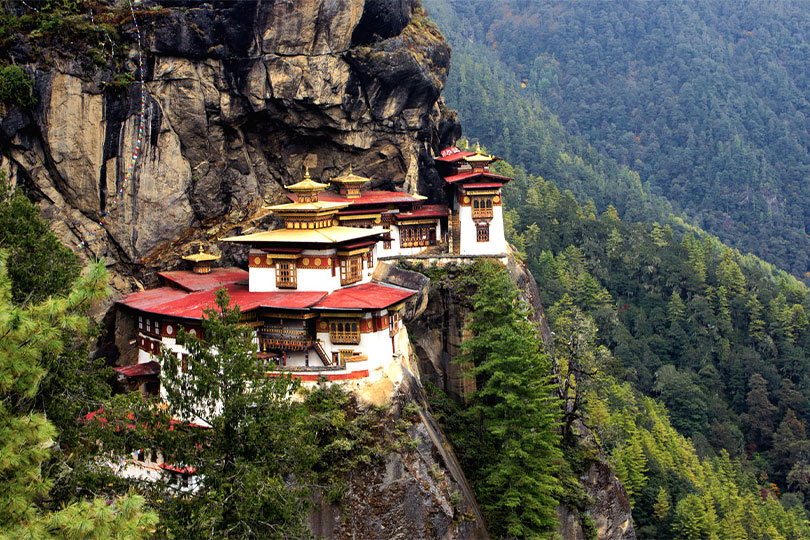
[460,261,562,539]
[0,252,156,538]
[0,176,79,304]
[152,288,314,540]
[653,486,670,520]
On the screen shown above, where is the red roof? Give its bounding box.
[435,149,475,163]
[443,171,512,184]
[159,267,248,292]
[314,282,416,310]
[160,463,196,475]
[118,283,328,320]
[396,204,449,220]
[119,286,190,313]
[288,190,422,206]
[114,361,160,377]
[82,408,208,431]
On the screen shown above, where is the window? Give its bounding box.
[276,260,297,289]
[366,250,374,268]
[472,197,493,218]
[329,320,360,344]
[388,311,400,337]
[476,223,490,242]
[399,224,436,248]
[339,256,363,285]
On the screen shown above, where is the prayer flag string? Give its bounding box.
[74,0,147,250]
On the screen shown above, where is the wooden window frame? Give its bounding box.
[276,260,297,289]
[476,222,490,242]
[472,197,494,219]
[329,320,361,344]
[339,256,363,285]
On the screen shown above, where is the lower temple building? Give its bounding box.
[115,171,418,393]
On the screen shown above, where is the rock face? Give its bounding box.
[0,0,459,286]
[309,375,489,540]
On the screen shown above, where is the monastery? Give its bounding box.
[113,145,511,396]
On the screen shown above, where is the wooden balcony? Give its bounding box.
[471,208,493,219]
[259,327,312,351]
[329,330,360,344]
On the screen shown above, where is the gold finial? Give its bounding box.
[475,141,481,152]
[464,139,469,150]
[198,244,204,254]
[304,167,311,180]
[348,164,353,174]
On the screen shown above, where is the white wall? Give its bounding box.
[249,248,376,293]
[383,219,442,257]
[458,205,507,256]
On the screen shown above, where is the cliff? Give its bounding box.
[0,0,459,289]
[400,254,636,540]
[0,2,634,538]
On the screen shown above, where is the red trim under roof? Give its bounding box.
[443,171,511,184]
[339,240,377,250]
[159,267,248,293]
[114,361,160,378]
[463,183,504,190]
[396,204,449,220]
[287,190,422,206]
[314,282,416,310]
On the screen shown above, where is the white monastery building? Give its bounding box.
[114,147,511,394]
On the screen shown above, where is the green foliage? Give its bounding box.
[425,0,810,279]
[151,288,313,539]
[0,251,157,538]
[428,261,562,539]
[0,176,80,304]
[148,288,388,538]
[0,64,34,106]
[488,159,810,535]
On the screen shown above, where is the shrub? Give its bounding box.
[0,65,35,106]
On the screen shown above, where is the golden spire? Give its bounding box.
[475,141,481,152]
[182,244,220,263]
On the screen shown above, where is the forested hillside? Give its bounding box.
[496,159,810,538]
[424,0,810,279]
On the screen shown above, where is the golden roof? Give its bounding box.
[265,200,351,213]
[464,143,494,163]
[330,165,371,186]
[286,168,329,193]
[182,245,220,263]
[222,226,386,245]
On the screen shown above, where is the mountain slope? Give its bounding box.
[425,0,810,279]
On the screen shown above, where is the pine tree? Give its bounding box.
[0,252,156,538]
[152,287,314,539]
[0,176,80,304]
[460,261,562,539]
[653,486,671,520]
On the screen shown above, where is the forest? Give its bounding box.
[424,0,810,280]
[499,158,810,538]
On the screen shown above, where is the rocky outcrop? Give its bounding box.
[0,0,459,287]
[310,375,489,540]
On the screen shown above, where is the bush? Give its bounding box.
[0,65,35,106]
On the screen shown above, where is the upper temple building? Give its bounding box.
[113,147,512,394]
[435,143,510,257]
